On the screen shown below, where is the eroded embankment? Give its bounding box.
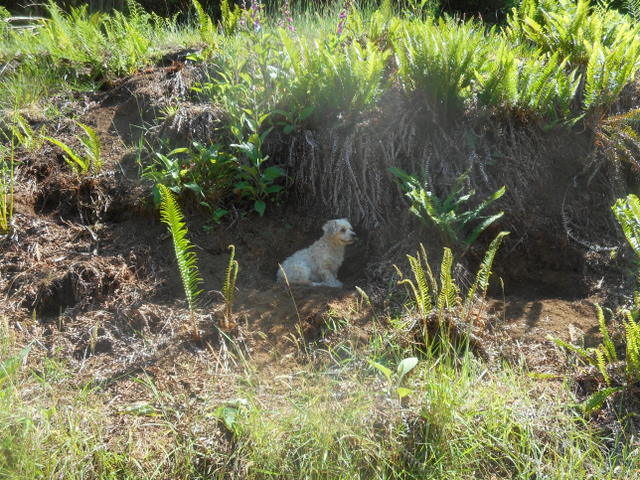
[0,57,635,392]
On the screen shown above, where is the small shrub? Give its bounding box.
[390,167,505,248]
[394,232,509,347]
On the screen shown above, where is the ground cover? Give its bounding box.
[2,1,640,478]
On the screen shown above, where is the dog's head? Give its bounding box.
[322,218,357,246]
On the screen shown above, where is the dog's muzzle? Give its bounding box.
[345,234,357,244]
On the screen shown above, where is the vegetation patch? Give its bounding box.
[2,0,640,478]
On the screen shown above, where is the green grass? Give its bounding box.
[3,311,638,480]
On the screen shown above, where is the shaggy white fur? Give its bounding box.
[277,218,357,287]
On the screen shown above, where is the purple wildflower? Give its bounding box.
[281,0,295,33]
[239,0,247,28]
[250,0,263,32]
[337,0,353,37]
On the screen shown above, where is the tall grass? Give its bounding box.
[0,0,199,115]
[231,337,639,479]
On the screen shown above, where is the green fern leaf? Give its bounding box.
[223,244,239,321]
[595,347,611,386]
[596,304,618,364]
[437,248,458,310]
[467,231,510,303]
[158,184,203,313]
[582,387,621,415]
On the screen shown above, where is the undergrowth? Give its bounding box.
[2,1,640,479]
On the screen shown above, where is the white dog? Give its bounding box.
[277,218,357,287]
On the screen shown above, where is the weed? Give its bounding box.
[44,122,102,176]
[390,167,505,248]
[368,356,419,400]
[394,232,509,348]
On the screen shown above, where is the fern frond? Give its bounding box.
[76,122,102,173]
[437,248,458,311]
[552,337,598,367]
[44,136,88,175]
[192,0,215,42]
[223,244,239,322]
[597,304,618,364]
[625,313,640,382]
[612,194,640,259]
[158,184,203,313]
[466,231,510,304]
[595,347,611,386]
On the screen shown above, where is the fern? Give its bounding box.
[582,387,622,415]
[390,168,505,248]
[158,184,203,315]
[44,122,102,176]
[466,231,510,304]
[552,337,598,366]
[437,248,458,311]
[395,244,436,316]
[220,0,242,36]
[626,0,640,19]
[595,347,611,386]
[192,0,216,43]
[612,194,640,260]
[625,311,640,382]
[597,305,617,364]
[222,244,239,326]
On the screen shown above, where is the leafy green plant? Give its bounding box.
[192,0,216,43]
[221,244,239,330]
[612,194,640,260]
[143,142,239,209]
[1,112,45,152]
[230,111,286,216]
[390,167,505,248]
[552,194,640,413]
[368,357,419,400]
[552,303,640,414]
[279,31,391,123]
[394,232,509,344]
[158,184,203,331]
[394,17,488,117]
[220,0,242,36]
[44,122,102,176]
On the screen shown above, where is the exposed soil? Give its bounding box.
[1,63,634,418]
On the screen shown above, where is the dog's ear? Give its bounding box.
[322,220,337,234]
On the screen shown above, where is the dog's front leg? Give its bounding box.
[317,268,343,288]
